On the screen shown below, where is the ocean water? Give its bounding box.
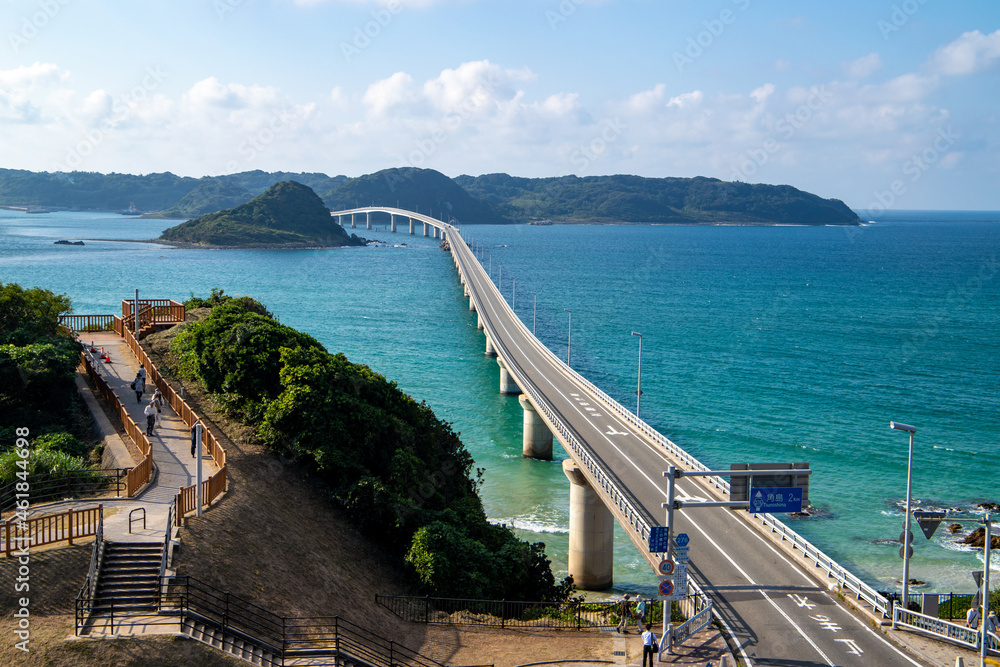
[1,209,998,597]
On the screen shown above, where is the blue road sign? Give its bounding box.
[675,532,690,547]
[649,526,670,553]
[749,487,803,514]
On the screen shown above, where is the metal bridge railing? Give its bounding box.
[449,226,893,622]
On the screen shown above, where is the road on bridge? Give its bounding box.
[448,227,928,667]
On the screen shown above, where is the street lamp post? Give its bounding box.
[890,420,917,628]
[530,292,537,334]
[631,332,643,418]
[564,309,572,364]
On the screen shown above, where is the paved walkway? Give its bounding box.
[34,331,218,544]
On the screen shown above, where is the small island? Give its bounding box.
[53,239,85,246]
[158,181,366,248]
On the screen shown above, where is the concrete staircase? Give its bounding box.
[181,617,279,666]
[92,542,162,615]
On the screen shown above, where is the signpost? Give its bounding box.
[657,579,674,601]
[658,559,675,576]
[649,526,670,553]
[749,487,804,514]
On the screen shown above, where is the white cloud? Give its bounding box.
[927,29,1000,76]
[362,71,414,114]
[750,83,775,104]
[845,53,882,80]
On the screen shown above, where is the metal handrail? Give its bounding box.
[128,507,145,533]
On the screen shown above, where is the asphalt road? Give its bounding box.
[449,228,929,667]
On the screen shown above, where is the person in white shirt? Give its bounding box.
[967,605,979,629]
[641,623,657,667]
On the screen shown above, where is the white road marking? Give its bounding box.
[453,238,925,667]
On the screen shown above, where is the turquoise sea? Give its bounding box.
[1,209,998,597]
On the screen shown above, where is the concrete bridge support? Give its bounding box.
[390,215,396,233]
[464,283,470,297]
[563,459,614,590]
[366,212,371,230]
[519,395,552,459]
[351,214,356,228]
[409,218,414,235]
[469,296,476,312]
[498,358,521,395]
[423,222,428,237]
[484,336,496,357]
[477,314,484,330]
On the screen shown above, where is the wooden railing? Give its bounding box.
[2,505,103,557]
[60,314,116,333]
[80,351,153,497]
[121,299,185,332]
[117,318,228,523]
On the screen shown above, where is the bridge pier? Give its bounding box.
[477,313,484,330]
[423,222,428,237]
[464,283,470,297]
[469,296,476,312]
[563,460,614,590]
[351,214,355,228]
[366,212,371,230]
[409,218,414,235]
[390,215,396,233]
[484,336,496,357]
[519,395,552,460]
[498,358,520,395]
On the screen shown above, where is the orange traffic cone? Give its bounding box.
[104,351,112,364]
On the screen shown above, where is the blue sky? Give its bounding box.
[2,0,998,209]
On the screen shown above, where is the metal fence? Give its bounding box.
[0,469,127,514]
[376,595,627,630]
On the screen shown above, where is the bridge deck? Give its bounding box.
[444,224,927,667]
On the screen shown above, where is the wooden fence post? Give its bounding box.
[68,507,74,546]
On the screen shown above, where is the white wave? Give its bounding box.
[489,515,568,535]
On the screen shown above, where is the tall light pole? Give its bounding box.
[530,292,537,334]
[631,332,643,418]
[890,420,917,627]
[564,309,572,364]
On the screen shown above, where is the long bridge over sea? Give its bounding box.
[329,207,937,666]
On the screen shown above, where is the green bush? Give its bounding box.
[173,293,573,602]
[0,447,90,484]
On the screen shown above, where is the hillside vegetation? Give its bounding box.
[0,283,99,485]
[455,173,862,225]
[171,292,573,601]
[146,178,254,219]
[158,181,364,247]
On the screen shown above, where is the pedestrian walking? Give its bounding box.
[634,595,647,632]
[137,364,146,382]
[641,623,658,667]
[152,388,164,425]
[986,610,999,647]
[131,374,144,403]
[967,604,980,629]
[190,422,199,458]
[616,594,633,634]
[144,400,156,436]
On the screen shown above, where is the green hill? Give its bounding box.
[455,173,862,225]
[0,169,199,211]
[159,181,364,247]
[320,167,511,224]
[145,178,255,219]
